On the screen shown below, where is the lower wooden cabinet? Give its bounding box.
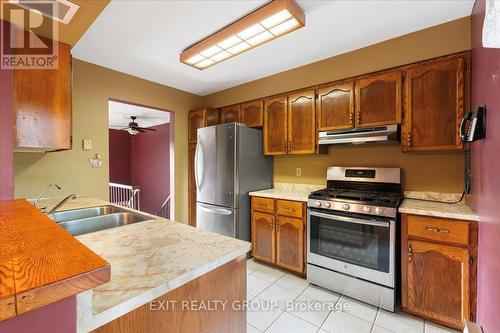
[402,214,477,330]
[251,197,306,275]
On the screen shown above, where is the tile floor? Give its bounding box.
[246,259,460,333]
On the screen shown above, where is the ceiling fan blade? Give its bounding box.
[137,128,147,133]
[137,127,157,131]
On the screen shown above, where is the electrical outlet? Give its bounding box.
[83,139,92,151]
[296,167,302,177]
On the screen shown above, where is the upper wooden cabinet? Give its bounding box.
[317,82,355,131]
[188,107,218,143]
[220,105,240,124]
[355,71,402,128]
[241,100,264,128]
[264,96,288,155]
[288,90,316,154]
[402,55,467,151]
[13,41,72,151]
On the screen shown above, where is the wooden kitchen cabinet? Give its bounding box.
[220,105,241,123]
[317,81,355,131]
[251,211,276,264]
[188,107,218,143]
[355,71,402,128]
[13,41,72,151]
[251,196,306,275]
[264,96,288,155]
[402,214,477,330]
[402,55,468,151]
[241,100,264,128]
[288,90,316,154]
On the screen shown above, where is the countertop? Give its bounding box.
[249,183,324,202]
[0,199,110,322]
[35,197,251,332]
[399,198,478,221]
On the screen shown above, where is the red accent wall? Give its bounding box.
[0,296,76,333]
[109,129,132,185]
[470,1,500,332]
[109,123,170,215]
[0,21,14,200]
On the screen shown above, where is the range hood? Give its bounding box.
[318,125,399,145]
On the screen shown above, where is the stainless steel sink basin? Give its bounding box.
[51,206,154,236]
[51,205,121,223]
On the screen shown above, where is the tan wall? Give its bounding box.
[14,59,202,223]
[204,17,471,193]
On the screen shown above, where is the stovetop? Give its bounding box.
[310,188,403,207]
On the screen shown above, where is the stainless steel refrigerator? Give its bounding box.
[195,123,273,241]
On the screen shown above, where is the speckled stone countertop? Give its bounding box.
[35,197,251,332]
[249,183,324,202]
[399,192,478,221]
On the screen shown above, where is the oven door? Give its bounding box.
[307,209,395,287]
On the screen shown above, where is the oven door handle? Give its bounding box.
[308,210,391,228]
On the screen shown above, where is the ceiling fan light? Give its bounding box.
[260,9,292,29]
[127,128,139,135]
[269,18,300,36]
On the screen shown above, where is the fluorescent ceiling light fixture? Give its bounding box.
[180,0,305,70]
[8,0,80,25]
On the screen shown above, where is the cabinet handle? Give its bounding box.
[288,140,292,152]
[270,220,274,230]
[282,141,287,152]
[425,227,439,232]
[349,111,354,126]
[438,228,449,233]
[276,221,280,231]
[407,132,412,148]
[408,245,412,262]
[356,112,360,124]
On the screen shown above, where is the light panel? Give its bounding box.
[180,0,305,70]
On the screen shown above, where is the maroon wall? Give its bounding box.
[0,296,76,333]
[109,129,132,185]
[131,123,170,215]
[0,20,14,200]
[469,1,500,332]
[109,123,170,215]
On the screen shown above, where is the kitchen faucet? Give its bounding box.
[46,194,77,215]
[33,184,62,209]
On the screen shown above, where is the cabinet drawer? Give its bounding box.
[276,200,303,218]
[252,197,275,213]
[406,215,470,246]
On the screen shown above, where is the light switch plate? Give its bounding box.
[83,139,92,151]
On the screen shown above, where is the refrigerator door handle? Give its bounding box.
[199,204,233,216]
[194,137,205,190]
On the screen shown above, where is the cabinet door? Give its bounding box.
[13,42,72,150]
[276,216,304,274]
[404,240,469,329]
[264,96,288,155]
[220,105,240,124]
[355,71,402,127]
[288,90,316,154]
[241,100,264,128]
[188,110,206,143]
[403,57,466,151]
[188,143,197,226]
[206,107,220,126]
[317,82,354,131]
[251,211,276,264]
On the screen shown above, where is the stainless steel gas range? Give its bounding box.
[306,167,402,311]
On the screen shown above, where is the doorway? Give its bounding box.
[107,99,174,219]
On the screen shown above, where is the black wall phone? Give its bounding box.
[460,106,486,194]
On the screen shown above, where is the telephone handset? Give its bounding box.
[461,106,486,195]
[460,106,486,142]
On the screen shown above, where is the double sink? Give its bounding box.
[50,205,154,236]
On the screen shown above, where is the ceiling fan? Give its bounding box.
[120,116,157,135]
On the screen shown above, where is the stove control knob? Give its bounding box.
[375,207,384,215]
[323,202,331,208]
[342,204,351,211]
[314,201,322,208]
[363,206,372,214]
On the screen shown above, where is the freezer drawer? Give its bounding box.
[196,202,237,238]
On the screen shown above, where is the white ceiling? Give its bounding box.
[108,100,170,130]
[73,0,474,96]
